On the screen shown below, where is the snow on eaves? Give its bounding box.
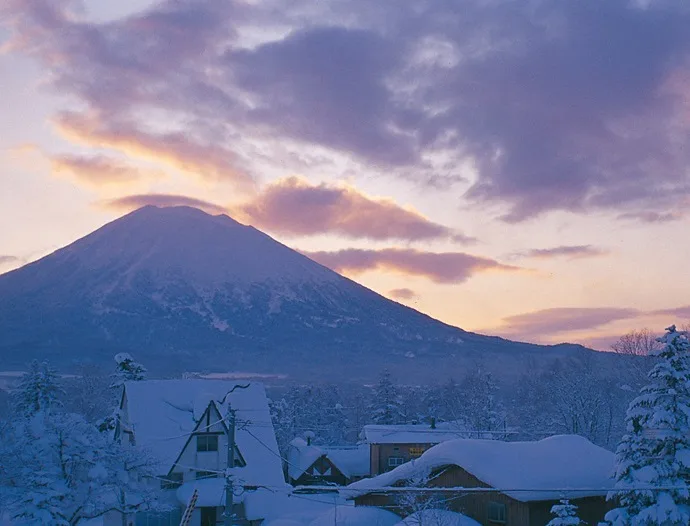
[123,379,284,487]
[346,435,615,502]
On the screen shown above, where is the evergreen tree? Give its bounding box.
[606,325,690,526]
[110,352,147,387]
[100,353,147,432]
[547,500,582,526]
[369,370,404,425]
[11,360,64,417]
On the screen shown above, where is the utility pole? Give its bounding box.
[218,384,249,526]
[225,405,236,526]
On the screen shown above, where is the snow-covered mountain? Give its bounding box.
[0,206,607,380]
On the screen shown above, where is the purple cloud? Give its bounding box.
[517,245,609,260]
[236,177,472,242]
[303,248,520,284]
[5,0,690,220]
[490,307,641,339]
[102,194,226,215]
[653,305,690,320]
[388,288,418,300]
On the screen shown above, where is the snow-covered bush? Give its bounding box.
[547,500,582,526]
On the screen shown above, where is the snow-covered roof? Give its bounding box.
[395,510,481,526]
[122,379,284,487]
[347,435,615,502]
[288,438,369,480]
[244,489,350,523]
[363,422,477,445]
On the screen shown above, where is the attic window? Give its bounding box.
[197,434,219,452]
[488,502,507,523]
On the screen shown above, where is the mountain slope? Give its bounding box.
[0,206,605,380]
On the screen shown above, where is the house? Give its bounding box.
[287,437,369,486]
[111,379,287,526]
[363,422,485,476]
[346,435,615,526]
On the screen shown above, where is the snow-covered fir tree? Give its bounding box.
[547,500,582,526]
[11,360,64,417]
[111,352,147,387]
[369,369,405,425]
[606,325,690,526]
[100,353,147,432]
[0,411,163,525]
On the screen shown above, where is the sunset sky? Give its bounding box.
[2,0,690,350]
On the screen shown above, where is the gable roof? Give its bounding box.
[347,435,615,502]
[288,438,369,480]
[363,421,481,445]
[122,379,284,487]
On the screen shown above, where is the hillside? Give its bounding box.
[0,206,609,380]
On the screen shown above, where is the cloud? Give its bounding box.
[6,0,690,219]
[617,211,683,223]
[388,288,418,300]
[0,256,20,265]
[303,248,520,284]
[54,113,252,188]
[101,194,226,215]
[516,245,609,260]
[653,305,690,320]
[50,154,157,187]
[489,307,641,339]
[235,176,472,242]
[0,256,22,273]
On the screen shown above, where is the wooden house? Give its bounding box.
[110,379,286,526]
[364,422,481,476]
[287,437,369,486]
[348,435,615,526]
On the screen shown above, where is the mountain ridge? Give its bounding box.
[0,205,608,381]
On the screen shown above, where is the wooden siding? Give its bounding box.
[354,465,610,526]
[292,456,349,486]
[370,443,435,475]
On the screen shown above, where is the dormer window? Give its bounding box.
[197,434,219,452]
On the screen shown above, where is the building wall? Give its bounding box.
[293,456,349,486]
[370,443,434,475]
[355,465,609,526]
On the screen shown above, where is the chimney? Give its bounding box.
[430,417,436,429]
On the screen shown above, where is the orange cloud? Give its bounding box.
[303,248,519,283]
[101,194,227,215]
[236,176,473,242]
[50,154,160,187]
[54,112,253,189]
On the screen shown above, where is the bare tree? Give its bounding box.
[610,328,661,356]
[611,328,660,390]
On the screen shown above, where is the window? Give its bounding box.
[388,456,405,467]
[196,470,216,480]
[409,446,426,458]
[197,434,219,452]
[160,472,183,490]
[488,502,507,523]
